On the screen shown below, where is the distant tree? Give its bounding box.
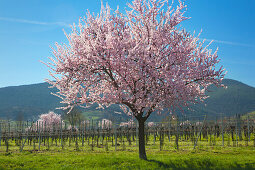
[98,119,112,129]
[45,0,225,159]
[63,106,84,127]
[120,119,135,128]
[32,111,63,131]
[16,112,24,129]
[147,122,155,128]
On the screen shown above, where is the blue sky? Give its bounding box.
[0,0,254,88]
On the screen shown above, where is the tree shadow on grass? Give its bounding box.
[146,159,254,170]
[147,159,205,170]
[146,159,173,169]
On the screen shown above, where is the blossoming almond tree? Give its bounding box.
[98,119,112,129]
[35,111,63,131]
[45,0,225,159]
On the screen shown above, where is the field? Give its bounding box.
[0,133,255,169]
[0,115,255,169]
[0,146,255,169]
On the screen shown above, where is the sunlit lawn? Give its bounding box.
[0,137,254,169]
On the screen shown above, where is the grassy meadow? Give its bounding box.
[0,140,255,169]
[0,117,255,169]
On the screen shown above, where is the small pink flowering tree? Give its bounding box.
[37,111,63,131]
[120,119,135,128]
[147,122,155,128]
[45,0,225,159]
[81,120,90,128]
[98,119,112,129]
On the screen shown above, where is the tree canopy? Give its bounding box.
[45,0,225,159]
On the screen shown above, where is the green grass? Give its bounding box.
[0,147,255,169]
[0,133,255,169]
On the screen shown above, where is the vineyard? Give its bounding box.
[0,114,254,153]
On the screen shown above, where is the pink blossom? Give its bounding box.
[44,0,225,160]
[36,111,64,131]
[120,119,135,128]
[180,120,191,126]
[45,0,225,119]
[67,125,78,131]
[195,121,203,126]
[147,122,155,127]
[98,119,112,129]
[81,120,90,128]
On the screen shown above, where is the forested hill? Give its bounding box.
[203,79,255,118]
[0,83,62,120]
[180,79,255,119]
[0,79,254,121]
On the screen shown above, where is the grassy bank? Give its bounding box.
[0,147,254,169]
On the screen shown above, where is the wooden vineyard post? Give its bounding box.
[136,121,138,146]
[248,116,250,142]
[194,115,207,149]
[236,114,238,147]
[6,121,10,152]
[44,121,46,146]
[47,122,50,150]
[69,123,72,147]
[192,120,195,145]
[121,126,126,151]
[120,126,123,150]
[20,121,29,152]
[87,120,90,147]
[14,123,17,146]
[169,118,171,142]
[110,119,113,147]
[96,121,99,147]
[87,120,89,148]
[91,119,94,151]
[114,122,117,151]
[221,114,224,146]
[102,120,105,146]
[194,121,197,144]
[78,119,81,142]
[105,127,109,152]
[20,122,23,151]
[75,126,79,151]
[209,125,212,146]
[180,116,183,141]
[238,114,242,141]
[254,128,255,148]
[60,119,63,149]
[132,122,135,143]
[214,117,216,145]
[153,125,156,145]
[127,125,131,146]
[175,116,179,150]
[84,120,87,147]
[38,121,41,151]
[159,124,164,151]
[88,119,90,149]
[227,117,230,146]
[33,121,36,151]
[199,118,202,141]
[86,122,89,149]
[0,122,1,146]
[254,122,255,147]
[82,120,84,147]
[54,123,57,146]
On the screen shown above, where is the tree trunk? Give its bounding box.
[138,119,147,160]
